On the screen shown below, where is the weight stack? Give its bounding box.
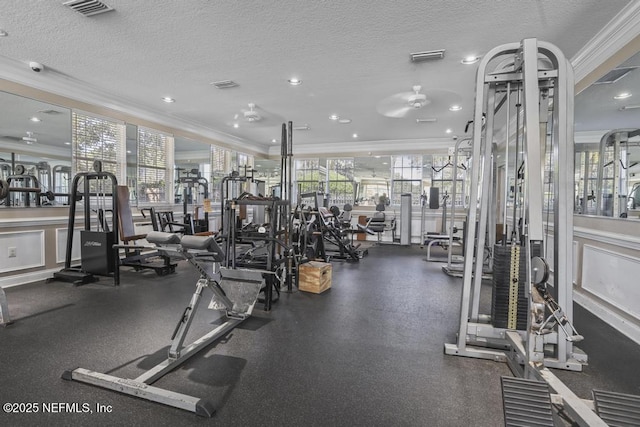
[491,245,528,330]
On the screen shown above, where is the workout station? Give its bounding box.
[2,2,640,425]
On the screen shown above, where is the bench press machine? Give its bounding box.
[63,231,266,417]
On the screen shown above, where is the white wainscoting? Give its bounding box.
[56,228,82,264]
[582,244,640,321]
[0,230,45,273]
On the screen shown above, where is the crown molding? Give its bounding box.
[572,2,640,88]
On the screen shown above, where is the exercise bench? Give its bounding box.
[64,231,266,416]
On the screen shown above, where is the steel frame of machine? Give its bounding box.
[0,287,10,326]
[443,38,613,426]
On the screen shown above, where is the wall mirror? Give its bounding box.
[0,91,72,207]
[125,123,138,206]
[574,50,640,219]
[254,158,281,196]
[174,136,211,206]
[354,156,391,206]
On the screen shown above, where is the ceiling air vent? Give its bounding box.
[38,109,64,115]
[410,49,445,63]
[63,0,114,17]
[211,80,239,89]
[594,66,637,84]
[293,124,310,131]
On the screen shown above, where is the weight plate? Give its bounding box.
[531,256,549,285]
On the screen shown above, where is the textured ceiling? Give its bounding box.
[0,0,635,155]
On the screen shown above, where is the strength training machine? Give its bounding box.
[443,38,639,425]
[63,231,266,416]
[50,162,119,286]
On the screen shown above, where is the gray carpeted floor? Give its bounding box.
[1,245,638,426]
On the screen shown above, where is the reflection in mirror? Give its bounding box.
[172,137,212,233]
[125,124,138,206]
[0,91,72,207]
[174,137,211,206]
[254,159,281,197]
[428,153,469,208]
[354,156,390,206]
[574,50,640,218]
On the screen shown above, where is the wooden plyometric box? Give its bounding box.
[298,261,332,294]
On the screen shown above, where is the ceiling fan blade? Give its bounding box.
[380,104,414,118]
[376,92,414,118]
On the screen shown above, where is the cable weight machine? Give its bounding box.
[441,39,622,426]
[50,160,119,286]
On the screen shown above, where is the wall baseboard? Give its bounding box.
[0,268,59,289]
[574,288,640,346]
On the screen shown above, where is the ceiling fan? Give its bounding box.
[23,131,37,144]
[377,85,430,118]
[230,103,284,128]
[240,103,262,122]
[377,86,462,119]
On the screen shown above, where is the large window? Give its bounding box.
[327,158,355,206]
[72,111,125,180]
[211,146,230,203]
[295,159,322,197]
[137,127,173,203]
[391,155,422,205]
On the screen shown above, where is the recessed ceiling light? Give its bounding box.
[461,56,480,65]
[352,133,358,138]
[288,78,302,86]
[162,97,175,103]
[30,117,41,122]
[64,142,71,145]
[329,114,339,120]
[374,155,381,158]
[338,118,352,124]
[0,30,8,37]
[126,150,132,154]
[449,105,462,111]
[382,162,388,165]
[271,139,277,143]
[233,123,239,128]
[446,129,452,134]
[614,92,632,100]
